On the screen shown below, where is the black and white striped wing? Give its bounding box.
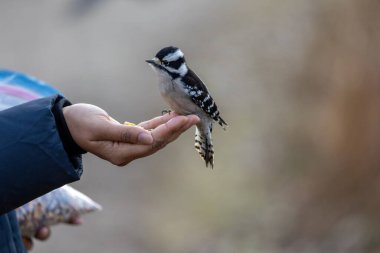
[182,69,227,128]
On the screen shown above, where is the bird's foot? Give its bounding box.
[161,109,172,115]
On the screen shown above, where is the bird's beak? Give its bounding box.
[146,57,160,67]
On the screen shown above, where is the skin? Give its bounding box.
[23,103,200,250]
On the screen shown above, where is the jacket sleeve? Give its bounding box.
[0,95,84,215]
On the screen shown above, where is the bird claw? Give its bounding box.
[161,109,172,115]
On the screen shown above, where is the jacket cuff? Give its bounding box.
[52,97,87,155]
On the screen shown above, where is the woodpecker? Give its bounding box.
[146,46,227,168]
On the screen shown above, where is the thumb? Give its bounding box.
[95,121,153,145]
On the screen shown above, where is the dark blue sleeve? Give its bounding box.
[0,95,83,215]
[0,212,27,253]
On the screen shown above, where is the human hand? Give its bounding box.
[22,216,82,251]
[63,104,199,166]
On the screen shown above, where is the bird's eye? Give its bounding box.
[162,60,169,66]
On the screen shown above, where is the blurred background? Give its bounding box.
[1,0,380,252]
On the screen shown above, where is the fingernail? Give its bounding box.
[138,132,153,144]
[35,226,50,240]
[69,216,83,225]
[39,227,49,236]
[190,115,200,124]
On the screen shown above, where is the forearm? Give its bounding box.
[0,95,83,214]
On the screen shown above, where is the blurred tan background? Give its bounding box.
[2,0,380,252]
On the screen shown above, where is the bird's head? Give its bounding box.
[146,46,188,78]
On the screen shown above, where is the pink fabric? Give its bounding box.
[0,85,40,100]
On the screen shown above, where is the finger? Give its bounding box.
[151,116,189,143]
[115,128,189,164]
[65,215,83,225]
[102,115,199,166]
[22,237,33,251]
[183,115,200,128]
[106,143,154,166]
[95,121,153,145]
[138,112,179,130]
[35,226,51,241]
[155,115,200,144]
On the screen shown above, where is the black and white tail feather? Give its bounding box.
[146,46,227,168]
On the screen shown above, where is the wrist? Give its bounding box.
[52,98,87,155]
